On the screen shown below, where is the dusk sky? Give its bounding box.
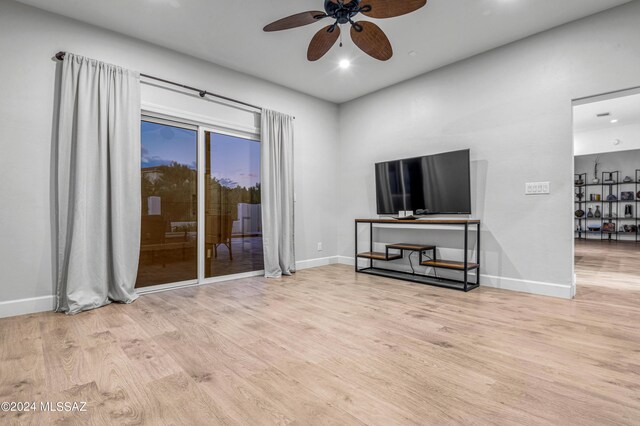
[141,121,260,188]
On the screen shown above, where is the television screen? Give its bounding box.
[375,149,471,215]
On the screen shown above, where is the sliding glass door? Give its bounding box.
[136,117,262,289]
[204,131,263,278]
[136,119,198,288]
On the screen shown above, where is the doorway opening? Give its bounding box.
[573,87,640,294]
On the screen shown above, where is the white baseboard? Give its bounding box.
[336,256,573,299]
[296,256,339,270]
[337,255,356,266]
[0,255,572,319]
[0,295,56,319]
[480,274,573,299]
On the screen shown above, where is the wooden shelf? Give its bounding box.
[385,243,435,251]
[357,252,402,261]
[421,259,479,271]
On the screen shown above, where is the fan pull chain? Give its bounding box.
[339,28,343,47]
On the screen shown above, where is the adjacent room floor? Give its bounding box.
[575,239,640,294]
[2,263,639,425]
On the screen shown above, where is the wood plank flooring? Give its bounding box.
[2,260,640,425]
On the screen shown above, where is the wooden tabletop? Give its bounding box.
[355,218,480,224]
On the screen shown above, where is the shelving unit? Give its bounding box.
[354,219,480,292]
[575,169,640,242]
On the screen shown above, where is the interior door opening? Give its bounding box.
[573,88,640,294]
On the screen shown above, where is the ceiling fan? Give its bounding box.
[263,0,427,62]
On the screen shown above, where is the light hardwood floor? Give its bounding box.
[2,261,640,425]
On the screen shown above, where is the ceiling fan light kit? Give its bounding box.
[264,0,428,62]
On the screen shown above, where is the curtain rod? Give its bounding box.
[54,51,274,115]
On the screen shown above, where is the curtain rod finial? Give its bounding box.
[55,51,66,61]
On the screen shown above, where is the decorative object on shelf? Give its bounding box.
[575,178,585,186]
[603,172,615,184]
[621,191,634,201]
[592,156,600,184]
[621,224,637,233]
[625,204,634,218]
[636,190,640,199]
[602,222,616,233]
[607,194,618,201]
[624,176,633,183]
[588,224,601,231]
[595,194,601,201]
[576,191,584,200]
[577,225,584,232]
[604,212,617,219]
[575,209,585,218]
[594,205,601,218]
[587,207,594,218]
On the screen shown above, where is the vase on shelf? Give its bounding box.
[592,178,600,184]
[587,208,594,218]
[594,206,601,218]
[625,204,633,218]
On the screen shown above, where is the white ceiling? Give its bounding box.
[16,0,632,103]
[574,92,640,156]
[574,93,640,133]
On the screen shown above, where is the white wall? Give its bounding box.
[336,1,640,298]
[0,0,339,316]
[574,123,640,156]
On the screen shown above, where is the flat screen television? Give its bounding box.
[375,149,471,215]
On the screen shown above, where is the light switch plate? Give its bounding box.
[525,182,550,195]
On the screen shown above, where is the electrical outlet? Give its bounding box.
[317,242,323,252]
[525,182,550,195]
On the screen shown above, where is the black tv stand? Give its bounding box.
[354,219,480,292]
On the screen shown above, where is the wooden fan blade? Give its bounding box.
[307,25,341,61]
[263,11,325,32]
[350,21,392,61]
[360,0,427,19]
[329,0,355,4]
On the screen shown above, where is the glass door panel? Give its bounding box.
[204,131,263,277]
[136,120,198,288]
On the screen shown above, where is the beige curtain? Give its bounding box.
[56,53,141,314]
[261,109,295,278]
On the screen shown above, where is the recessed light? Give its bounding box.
[339,59,350,69]
[611,119,619,123]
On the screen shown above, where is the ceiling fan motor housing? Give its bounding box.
[324,0,363,24]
